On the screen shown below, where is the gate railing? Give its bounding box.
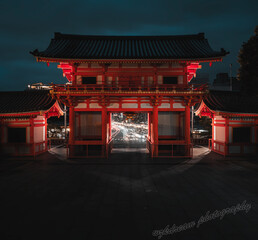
[51,83,207,94]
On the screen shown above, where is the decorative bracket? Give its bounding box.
[97,96,110,107]
[150,96,162,107]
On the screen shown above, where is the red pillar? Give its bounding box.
[69,107,75,144]
[109,112,112,141]
[30,117,35,157]
[212,118,214,151]
[153,106,159,157]
[45,116,48,151]
[225,117,229,156]
[69,106,75,157]
[185,105,191,156]
[255,118,258,155]
[102,107,107,157]
[148,112,151,140]
[71,64,77,86]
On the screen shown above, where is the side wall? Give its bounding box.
[212,115,257,156]
[0,115,47,156]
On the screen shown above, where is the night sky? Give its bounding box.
[0,0,257,91]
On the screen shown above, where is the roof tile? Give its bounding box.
[0,90,57,115]
[31,33,228,60]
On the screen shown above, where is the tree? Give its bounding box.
[238,26,258,96]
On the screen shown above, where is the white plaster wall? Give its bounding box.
[76,103,87,109]
[173,103,184,109]
[214,115,224,121]
[214,126,225,142]
[148,76,153,85]
[159,103,171,108]
[141,103,152,108]
[107,103,119,108]
[34,126,44,143]
[76,76,82,85]
[114,77,119,86]
[43,126,45,141]
[107,76,112,85]
[122,103,138,108]
[34,116,45,121]
[89,103,101,108]
[97,75,102,84]
[157,75,162,84]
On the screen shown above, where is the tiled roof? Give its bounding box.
[202,91,258,114]
[0,90,57,115]
[31,32,228,60]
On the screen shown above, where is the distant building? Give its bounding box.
[27,82,52,90]
[211,73,240,91]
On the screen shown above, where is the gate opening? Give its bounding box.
[111,112,148,153]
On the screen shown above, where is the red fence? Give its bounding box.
[0,140,50,157]
[147,139,192,158]
[51,83,207,94]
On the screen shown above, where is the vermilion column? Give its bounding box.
[185,105,191,156]
[212,118,214,151]
[225,117,229,156]
[71,64,77,85]
[109,112,112,142]
[69,106,75,145]
[102,107,107,157]
[68,106,75,157]
[30,117,35,156]
[45,116,48,151]
[255,118,258,155]
[148,112,151,140]
[153,106,159,157]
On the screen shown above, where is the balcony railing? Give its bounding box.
[0,140,50,157]
[51,83,207,94]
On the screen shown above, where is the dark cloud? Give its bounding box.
[0,0,257,90]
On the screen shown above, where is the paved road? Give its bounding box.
[0,152,257,240]
[113,124,147,149]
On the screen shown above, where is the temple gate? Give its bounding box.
[31,33,227,158]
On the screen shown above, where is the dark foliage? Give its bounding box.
[238,26,258,96]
